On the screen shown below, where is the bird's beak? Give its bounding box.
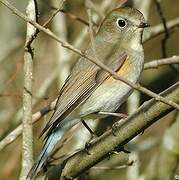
[137,22,150,28]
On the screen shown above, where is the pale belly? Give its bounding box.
[79,80,132,116]
[78,54,144,118]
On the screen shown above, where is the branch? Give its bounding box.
[0,0,120,152]
[154,0,169,58]
[7,0,125,129]
[53,82,179,180]
[0,1,179,152]
[19,0,37,179]
[144,17,179,42]
[144,56,179,70]
[0,100,57,151]
[11,1,68,130]
[1,54,178,151]
[0,0,178,111]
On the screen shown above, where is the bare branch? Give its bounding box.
[0,99,57,151]
[144,56,179,70]
[0,0,117,152]
[0,0,178,110]
[154,0,169,58]
[144,17,179,42]
[0,54,178,151]
[50,82,179,179]
[19,0,37,179]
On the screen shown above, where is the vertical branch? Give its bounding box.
[5,0,116,144]
[20,0,37,179]
[154,0,169,58]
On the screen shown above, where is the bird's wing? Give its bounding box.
[42,53,127,138]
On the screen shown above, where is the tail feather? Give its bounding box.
[28,128,63,179]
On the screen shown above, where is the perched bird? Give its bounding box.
[28,7,149,179]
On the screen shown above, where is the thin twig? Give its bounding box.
[0,99,57,151]
[53,8,94,26]
[0,93,21,98]
[144,17,179,43]
[42,1,92,26]
[0,0,179,112]
[2,0,113,148]
[57,82,179,179]
[43,0,66,27]
[144,56,179,69]
[26,0,65,48]
[0,54,178,151]
[12,1,67,127]
[19,0,37,179]
[0,3,178,153]
[4,0,177,109]
[91,165,129,170]
[154,0,169,58]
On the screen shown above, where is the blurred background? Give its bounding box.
[0,0,179,179]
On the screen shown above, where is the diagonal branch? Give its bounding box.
[0,99,57,151]
[53,82,179,180]
[0,54,178,152]
[0,0,179,111]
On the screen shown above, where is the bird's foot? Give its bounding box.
[84,141,92,155]
[114,145,131,154]
[84,133,99,155]
[140,130,145,135]
[112,121,121,136]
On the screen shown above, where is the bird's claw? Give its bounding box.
[84,141,92,155]
[112,122,120,136]
[115,145,131,154]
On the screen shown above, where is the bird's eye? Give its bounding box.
[116,17,127,29]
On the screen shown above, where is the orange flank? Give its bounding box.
[105,58,131,83]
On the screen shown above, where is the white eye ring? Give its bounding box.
[116,17,127,29]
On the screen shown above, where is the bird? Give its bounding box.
[28,6,149,179]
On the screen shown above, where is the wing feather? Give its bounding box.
[42,54,127,138]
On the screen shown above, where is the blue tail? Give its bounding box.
[28,128,63,179]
